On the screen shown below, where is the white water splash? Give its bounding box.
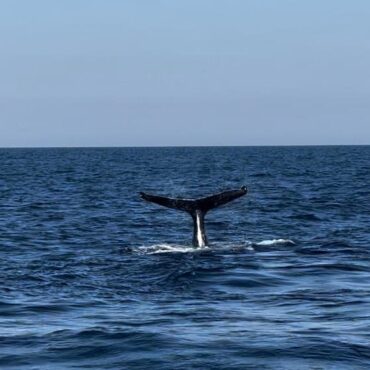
[256,239,295,246]
[137,244,210,254]
[135,238,295,255]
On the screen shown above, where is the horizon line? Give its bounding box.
[0,144,369,149]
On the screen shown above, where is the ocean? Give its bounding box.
[0,146,369,369]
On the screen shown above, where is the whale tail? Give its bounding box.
[140,186,247,247]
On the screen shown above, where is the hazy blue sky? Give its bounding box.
[1,0,369,146]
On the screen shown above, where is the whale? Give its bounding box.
[140,186,247,248]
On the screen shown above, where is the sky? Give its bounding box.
[0,0,369,147]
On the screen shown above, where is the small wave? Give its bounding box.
[256,239,296,246]
[250,172,272,177]
[289,213,322,221]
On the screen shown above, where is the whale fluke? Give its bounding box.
[140,186,247,247]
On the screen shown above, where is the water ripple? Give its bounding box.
[0,146,369,369]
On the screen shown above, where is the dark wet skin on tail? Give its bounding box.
[140,186,248,247]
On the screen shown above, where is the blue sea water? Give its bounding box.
[0,146,369,369]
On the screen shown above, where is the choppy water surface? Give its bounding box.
[0,146,369,369]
